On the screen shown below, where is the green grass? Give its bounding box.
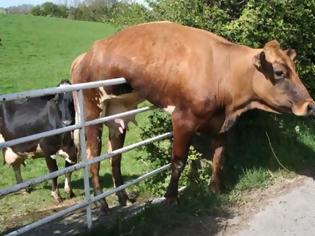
[0,14,117,93]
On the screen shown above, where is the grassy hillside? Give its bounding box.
[0,14,117,93]
[0,14,155,234]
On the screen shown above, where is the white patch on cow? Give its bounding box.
[58,149,69,157]
[163,105,175,114]
[58,83,70,88]
[4,147,20,165]
[97,87,112,109]
[0,133,5,143]
[64,173,71,193]
[73,111,80,150]
[50,149,74,163]
[86,147,93,160]
[35,144,42,153]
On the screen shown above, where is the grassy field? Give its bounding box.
[0,14,154,234]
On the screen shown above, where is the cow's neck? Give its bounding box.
[219,48,267,132]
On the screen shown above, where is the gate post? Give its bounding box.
[77,89,92,229]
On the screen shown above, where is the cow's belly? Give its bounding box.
[98,90,144,136]
[0,134,43,165]
[3,144,43,165]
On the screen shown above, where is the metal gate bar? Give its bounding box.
[6,163,171,236]
[0,79,127,102]
[0,132,172,197]
[0,106,155,150]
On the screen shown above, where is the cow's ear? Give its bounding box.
[285,49,296,61]
[254,51,265,71]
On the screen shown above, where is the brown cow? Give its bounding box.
[71,21,315,212]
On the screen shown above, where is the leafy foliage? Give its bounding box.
[31,2,68,18]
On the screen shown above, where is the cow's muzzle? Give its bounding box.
[307,102,315,116]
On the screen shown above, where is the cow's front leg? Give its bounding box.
[210,135,226,193]
[64,161,75,198]
[108,128,132,206]
[45,157,63,203]
[165,110,195,204]
[86,124,109,213]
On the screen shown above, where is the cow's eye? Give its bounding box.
[274,70,285,80]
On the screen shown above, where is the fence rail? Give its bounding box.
[0,78,173,236]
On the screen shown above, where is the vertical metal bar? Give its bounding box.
[77,90,92,229]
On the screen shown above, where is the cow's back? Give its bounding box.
[87,22,237,112]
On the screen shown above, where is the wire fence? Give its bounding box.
[0,78,173,236]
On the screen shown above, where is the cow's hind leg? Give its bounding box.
[45,157,63,203]
[108,128,134,206]
[12,162,32,193]
[13,162,23,184]
[210,135,225,193]
[165,110,195,204]
[86,124,110,213]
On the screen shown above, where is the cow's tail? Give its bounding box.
[70,53,88,158]
[73,95,81,154]
[70,52,87,79]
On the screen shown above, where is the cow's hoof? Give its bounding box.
[25,186,32,193]
[127,191,138,204]
[68,191,76,199]
[164,196,179,206]
[117,191,138,206]
[100,205,111,215]
[21,187,32,195]
[117,194,127,207]
[210,180,220,193]
[96,198,110,215]
[51,191,64,203]
[55,197,64,204]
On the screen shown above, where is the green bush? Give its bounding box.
[31,2,67,18]
[106,2,154,28]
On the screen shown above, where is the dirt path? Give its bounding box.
[224,176,315,236]
[6,175,315,236]
[166,175,315,236]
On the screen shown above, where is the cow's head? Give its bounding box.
[54,80,75,126]
[253,40,315,116]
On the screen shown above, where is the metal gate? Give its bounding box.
[0,78,172,236]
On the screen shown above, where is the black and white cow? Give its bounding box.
[0,80,77,202]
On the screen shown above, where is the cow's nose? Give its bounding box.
[307,102,315,116]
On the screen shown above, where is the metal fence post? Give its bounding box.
[77,89,92,229]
